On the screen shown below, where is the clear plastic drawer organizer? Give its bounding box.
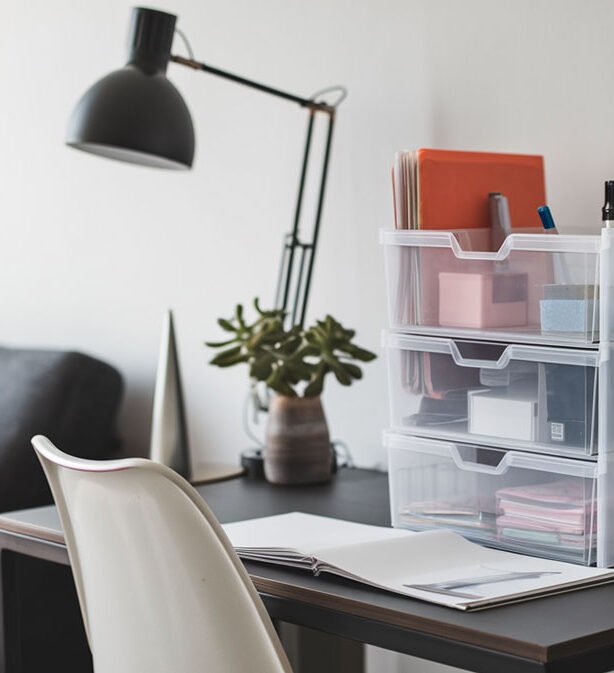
[381,229,614,567]
[383,333,599,458]
[381,230,601,346]
[386,432,598,565]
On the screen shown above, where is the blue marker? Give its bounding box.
[538,205,568,283]
[537,205,558,234]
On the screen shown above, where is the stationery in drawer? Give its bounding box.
[382,229,601,346]
[537,363,598,449]
[383,332,599,458]
[386,432,598,565]
[439,270,528,328]
[496,481,597,554]
[540,284,599,335]
[468,381,538,442]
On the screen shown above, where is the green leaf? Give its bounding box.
[340,362,363,379]
[219,354,249,367]
[285,362,314,382]
[205,338,238,348]
[249,357,273,380]
[285,370,302,385]
[304,362,328,397]
[253,297,286,321]
[295,344,320,359]
[304,378,323,397]
[266,367,296,397]
[217,318,236,332]
[337,343,377,361]
[210,346,247,367]
[246,331,267,350]
[278,336,302,355]
[329,359,352,386]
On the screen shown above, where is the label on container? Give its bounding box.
[550,422,565,442]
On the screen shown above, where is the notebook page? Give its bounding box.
[224,513,614,610]
[315,528,614,609]
[223,512,410,557]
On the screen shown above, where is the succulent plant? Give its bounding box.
[206,299,376,397]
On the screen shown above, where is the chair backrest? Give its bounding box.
[31,435,293,673]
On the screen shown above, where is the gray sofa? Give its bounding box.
[0,347,123,512]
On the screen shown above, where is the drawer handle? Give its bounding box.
[449,342,512,369]
[447,232,512,261]
[449,446,510,475]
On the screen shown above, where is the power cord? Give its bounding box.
[174,27,195,59]
[309,85,348,107]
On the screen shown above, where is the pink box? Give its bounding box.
[438,271,528,328]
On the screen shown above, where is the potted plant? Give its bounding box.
[206,299,376,484]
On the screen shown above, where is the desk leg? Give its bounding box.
[276,621,364,673]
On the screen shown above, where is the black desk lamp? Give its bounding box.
[67,6,346,481]
[67,6,346,327]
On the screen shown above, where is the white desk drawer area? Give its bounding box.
[386,432,598,565]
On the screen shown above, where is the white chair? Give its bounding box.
[31,435,293,673]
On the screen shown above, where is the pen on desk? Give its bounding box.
[602,181,614,228]
[537,205,558,234]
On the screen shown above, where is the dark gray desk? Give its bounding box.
[1,468,614,673]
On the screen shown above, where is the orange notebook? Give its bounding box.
[416,149,546,230]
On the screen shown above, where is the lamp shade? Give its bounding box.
[66,7,195,169]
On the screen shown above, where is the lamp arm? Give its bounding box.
[171,53,343,328]
[170,55,334,112]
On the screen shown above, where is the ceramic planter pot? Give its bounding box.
[264,395,332,485]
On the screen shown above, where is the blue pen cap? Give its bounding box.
[537,205,556,230]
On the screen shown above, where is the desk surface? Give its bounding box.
[2,468,614,673]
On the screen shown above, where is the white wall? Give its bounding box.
[4,0,612,466]
[3,1,614,670]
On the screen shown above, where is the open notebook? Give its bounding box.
[222,512,614,611]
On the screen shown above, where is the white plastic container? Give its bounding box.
[381,230,601,346]
[383,332,599,458]
[386,432,598,565]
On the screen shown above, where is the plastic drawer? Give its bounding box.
[381,230,601,347]
[383,332,599,458]
[386,432,598,565]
